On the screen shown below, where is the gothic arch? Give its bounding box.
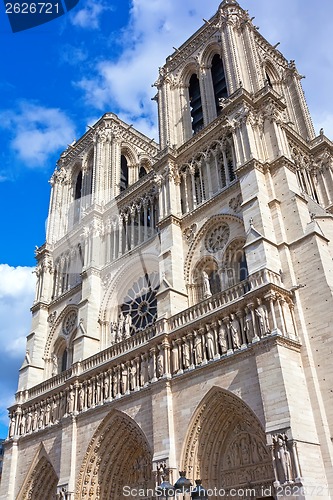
[17,444,58,500]
[200,42,223,69]
[44,305,78,360]
[181,387,274,492]
[178,59,200,87]
[75,409,153,499]
[99,250,159,324]
[184,214,244,283]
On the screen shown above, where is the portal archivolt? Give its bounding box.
[76,409,153,499]
[181,387,274,495]
[18,455,58,500]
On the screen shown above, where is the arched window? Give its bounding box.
[211,54,228,115]
[139,166,147,178]
[75,171,82,200]
[120,155,129,192]
[189,74,203,135]
[61,349,68,372]
[74,171,82,224]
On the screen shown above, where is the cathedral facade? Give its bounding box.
[1,1,333,498]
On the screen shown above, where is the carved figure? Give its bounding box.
[45,403,51,426]
[67,385,75,414]
[26,409,32,433]
[124,313,132,339]
[78,384,85,410]
[52,354,58,377]
[275,434,292,484]
[244,308,254,343]
[182,340,190,369]
[202,270,212,298]
[9,415,16,438]
[104,373,110,400]
[193,332,203,364]
[117,312,125,340]
[121,363,128,393]
[206,324,215,360]
[171,341,179,374]
[255,298,270,336]
[129,364,136,391]
[156,349,164,378]
[218,320,228,354]
[229,314,241,349]
[110,322,117,344]
[20,412,26,435]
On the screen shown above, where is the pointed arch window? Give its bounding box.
[139,166,147,178]
[211,54,228,115]
[120,155,129,192]
[73,170,82,224]
[189,74,203,135]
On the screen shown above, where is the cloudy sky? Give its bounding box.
[0,0,333,438]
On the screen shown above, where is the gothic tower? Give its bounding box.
[1,1,333,499]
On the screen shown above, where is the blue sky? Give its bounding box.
[0,0,333,438]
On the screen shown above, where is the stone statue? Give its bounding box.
[52,354,58,377]
[274,434,292,484]
[202,270,212,298]
[171,341,179,374]
[117,312,125,340]
[121,363,128,394]
[104,373,110,400]
[129,364,136,391]
[110,322,117,344]
[182,340,190,369]
[218,320,228,354]
[44,402,51,426]
[112,370,118,398]
[193,331,203,365]
[229,314,241,349]
[78,384,85,411]
[96,376,102,404]
[19,412,26,435]
[87,381,93,408]
[26,410,32,433]
[255,298,270,337]
[9,415,16,438]
[244,308,254,343]
[124,313,132,339]
[67,385,75,414]
[206,324,215,360]
[156,349,164,378]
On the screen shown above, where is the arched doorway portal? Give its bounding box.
[181,388,274,498]
[18,455,58,500]
[76,409,153,499]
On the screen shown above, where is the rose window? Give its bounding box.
[121,272,159,332]
[62,310,77,336]
[205,224,230,253]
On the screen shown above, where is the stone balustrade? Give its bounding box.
[8,282,299,440]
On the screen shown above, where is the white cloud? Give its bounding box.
[0,102,76,167]
[70,0,113,30]
[0,265,35,436]
[74,0,333,141]
[76,0,218,119]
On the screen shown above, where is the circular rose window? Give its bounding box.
[121,272,159,332]
[205,224,230,253]
[62,310,77,335]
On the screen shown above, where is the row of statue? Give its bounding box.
[110,312,133,343]
[10,301,272,439]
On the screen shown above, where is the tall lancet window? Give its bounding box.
[74,171,82,224]
[189,74,203,135]
[120,155,129,192]
[211,54,228,115]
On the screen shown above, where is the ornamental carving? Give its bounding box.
[205,224,230,253]
[121,272,159,332]
[62,310,77,336]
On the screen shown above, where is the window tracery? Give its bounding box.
[180,137,236,214]
[120,272,159,333]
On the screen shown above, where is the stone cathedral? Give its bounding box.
[2,0,333,498]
